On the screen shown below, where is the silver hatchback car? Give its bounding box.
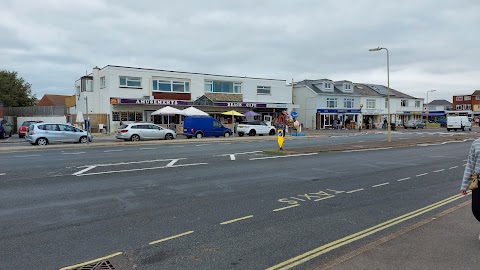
[26,123,93,145]
[115,123,176,141]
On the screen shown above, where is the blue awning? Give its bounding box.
[423,112,446,116]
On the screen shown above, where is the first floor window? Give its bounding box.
[366,99,376,109]
[326,98,337,108]
[465,96,471,101]
[415,100,421,107]
[257,86,271,95]
[385,99,388,108]
[100,76,106,88]
[401,100,408,107]
[120,76,142,88]
[205,80,242,93]
[456,96,463,101]
[344,98,354,108]
[153,80,190,92]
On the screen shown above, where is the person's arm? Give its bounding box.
[461,143,477,194]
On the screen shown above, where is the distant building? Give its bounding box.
[424,99,452,112]
[37,94,74,107]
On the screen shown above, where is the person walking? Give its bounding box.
[461,139,480,225]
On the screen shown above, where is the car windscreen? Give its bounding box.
[22,121,37,126]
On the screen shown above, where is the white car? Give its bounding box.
[237,121,276,136]
[116,123,176,141]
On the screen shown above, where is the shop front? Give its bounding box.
[317,109,361,129]
[397,111,423,125]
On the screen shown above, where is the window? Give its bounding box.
[344,98,354,108]
[119,76,142,88]
[324,82,332,90]
[344,84,352,91]
[59,125,75,132]
[100,76,106,88]
[257,86,271,95]
[213,121,223,128]
[415,100,421,107]
[456,105,463,110]
[366,99,376,109]
[113,112,120,121]
[116,111,143,122]
[401,100,408,107]
[385,99,388,108]
[465,96,471,101]
[456,96,463,101]
[205,80,242,93]
[476,96,480,100]
[326,98,338,108]
[464,104,472,110]
[153,80,190,93]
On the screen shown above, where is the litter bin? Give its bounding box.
[390,123,396,131]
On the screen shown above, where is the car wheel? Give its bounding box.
[36,138,48,145]
[269,129,275,135]
[404,127,407,129]
[224,131,230,137]
[165,133,174,140]
[248,130,256,136]
[462,127,465,131]
[238,132,244,137]
[186,135,192,139]
[0,131,5,139]
[19,134,24,138]
[130,134,140,141]
[447,128,450,131]
[195,132,203,139]
[9,131,12,137]
[79,136,88,144]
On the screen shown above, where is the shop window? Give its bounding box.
[120,112,128,121]
[112,112,120,121]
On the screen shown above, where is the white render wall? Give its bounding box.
[292,86,319,129]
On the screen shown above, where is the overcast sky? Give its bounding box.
[1,0,478,103]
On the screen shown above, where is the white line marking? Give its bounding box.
[229,154,236,161]
[433,169,445,173]
[397,177,411,182]
[463,159,468,162]
[273,204,300,212]
[346,188,364,194]
[73,166,97,176]
[218,151,262,156]
[326,189,345,194]
[372,182,390,188]
[14,154,42,158]
[220,215,253,225]
[449,166,459,169]
[166,159,179,167]
[250,153,318,160]
[62,152,86,155]
[103,150,124,152]
[195,144,210,147]
[149,231,194,245]
[222,143,232,145]
[78,158,186,168]
[416,173,428,177]
[76,163,208,176]
[170,145,185,148]
[0,173,5,176]
[357,141,365,143]
[140,148,156,150]
[463,164,467,166]
[343,147,392,153]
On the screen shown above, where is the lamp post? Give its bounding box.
[426,90,436,128]
[369,47,391,142]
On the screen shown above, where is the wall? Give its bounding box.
[293,86,318,129]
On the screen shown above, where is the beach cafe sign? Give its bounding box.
[110,98,287,108]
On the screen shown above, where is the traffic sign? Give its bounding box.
[277,129,285,150]
[291,111,299,118]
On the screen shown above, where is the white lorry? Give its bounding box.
[446,116,472,131]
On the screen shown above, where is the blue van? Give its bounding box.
[183,116,232,138]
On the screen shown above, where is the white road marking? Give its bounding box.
[346,188,364,194]
[104,149,124,152]
[343,147,392,153]
[0,173,6,176]
[76,163,208,176]
[62,152,86,155]
[250,153,318,160]
[170,145,185,148]
[73,166,97,176]
[14,154,42,158]
[218,151,262,156]
[433,169,445,173]
[449,166,459,169]
[416,173,428,177]
[166,159,179,167]
[229,154,236,161]
[78,158,186,168]
[140,148,156,150]
[195,144,210,147]
[463,159,468,162]
[397,177,411,182]
[463,164,467,166]
[222,143,232,145]
[372,182,390,188]
[326,189,345,194]
[398,138,408,140]
[273,204,300,212]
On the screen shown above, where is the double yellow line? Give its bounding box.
[267,193,467,270]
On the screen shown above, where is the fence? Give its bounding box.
[4,106,68,116]
[68,113,109,133]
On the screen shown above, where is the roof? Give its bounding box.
[471,90,480,96]
[295,80,359,96]
[355,83,417,99]
[354,84,383,96]
[427,99,452,106]
[37,94,73,106]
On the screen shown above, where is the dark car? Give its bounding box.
[0,118,13,139]
[18,120,43,138]
[404,120,426,129]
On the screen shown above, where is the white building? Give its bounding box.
[75,65,294,132]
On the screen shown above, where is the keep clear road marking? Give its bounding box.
[449,166,459,169]
[372,182,389,188]
[250,153,318,161]
[433,169,445,173]
[397,177,411,182]
[60,252,123,270]
[416,173,428,177]
[14,154,42,158]
[149,231,194,245]
[346,188,364,194]
[103,149,124,153]
[266,193,466,270]
[220,215,253,225]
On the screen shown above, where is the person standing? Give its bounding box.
[461,139,480,224]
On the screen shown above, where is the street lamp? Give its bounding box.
[426,90,436,128]
[369,47,391,142]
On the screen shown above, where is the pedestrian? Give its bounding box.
[333,119,338,130]
[345,118,350,130]
[368,117,373,129]
[383,118,388,129]
[461,139,480,225]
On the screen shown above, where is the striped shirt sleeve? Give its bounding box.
[461,140,479,190]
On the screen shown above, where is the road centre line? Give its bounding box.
[72,166,96,176]
[76,162,208,176]
[433,169,445,173]
[250,153,318,160]
[220,215,253,225]
[346,188,364,194]
[78,158,186,168]
[229,154,235,161]
[397,177,411,182]
[266,193,466,270]
[449,166,459,169]
[195,144,210,147]
[140,147,156,150]
[273,204,300,212]
[103,149,124,152]
[342,147,392,153]
[0,173,5,176]
[372,182,389,188]
[14,154,42,158]
[169,145,185,148]
[416,173,428,177]
[218,151,262,156]
[149,231,194,245]
[62,152,86,155]
[60,252,123,270]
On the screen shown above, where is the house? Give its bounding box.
[37,94,74,107]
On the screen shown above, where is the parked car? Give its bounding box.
[115,123,176,141]
[436,118,447,127]
[183,116,232,138]
[0,118,13,139]
[237,121,276,136]
[404,120,425,129]
[447,116,472,131]
[25,123,93,145]
[18,120,43,138]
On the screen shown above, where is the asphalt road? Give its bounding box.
[0,132,473,270]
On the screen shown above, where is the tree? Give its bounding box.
[0,70,37,107]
